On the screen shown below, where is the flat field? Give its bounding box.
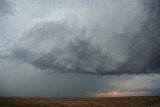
[0,96,160,107]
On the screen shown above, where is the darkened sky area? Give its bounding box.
[0,0,160,97]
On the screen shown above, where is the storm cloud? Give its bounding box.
[0,0,160,97]
[0,0,14,15]
[12,20,119,75]
[0,0,160,75]
[118,0,160,74]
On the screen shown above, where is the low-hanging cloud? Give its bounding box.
[118,0,160,74]
[0,0,14,15]
[2,0,160,75]
[13,20,120,75]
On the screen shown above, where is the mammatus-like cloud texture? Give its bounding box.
[13,20,119,75]
[6,0,160,75]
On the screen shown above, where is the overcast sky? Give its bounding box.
[0,0,160,97]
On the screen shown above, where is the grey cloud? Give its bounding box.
[118,0,160,74]
[0,59,117,97]
[13,20,120,75]
[1,58,160,97]
[1,0,160,98]
[116,74,160,95]
[0,0,14,15]
[2,0,160,75]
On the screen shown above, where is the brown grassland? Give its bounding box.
[0,96,160,107]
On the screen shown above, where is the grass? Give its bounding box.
[0,96,160,107]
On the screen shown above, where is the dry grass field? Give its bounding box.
[0,96,160,107]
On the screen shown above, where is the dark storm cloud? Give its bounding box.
[0,0,14,15]
[0,0,160,97]
[4,0,160,75]
[118,0,160,74]
[13,20,120,75]
[13,0,160,75]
